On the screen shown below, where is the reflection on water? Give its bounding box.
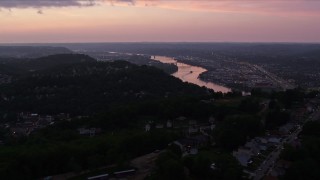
[152,56,231,93]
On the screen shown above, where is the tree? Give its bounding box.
[154,152,185,180]
[215,115,263,150]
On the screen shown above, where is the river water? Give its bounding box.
[151,56,231,93]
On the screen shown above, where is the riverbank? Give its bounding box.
[151,56,231,93]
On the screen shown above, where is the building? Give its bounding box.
[78,128,100,137]
[166,120,172,128]
[145,124,151,132]
[233,147,253,166]
[174,135,209,156]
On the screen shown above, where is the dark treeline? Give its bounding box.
[0,54,211,121]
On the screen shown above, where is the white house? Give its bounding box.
[145,124,151,132]
[155,124,164,129]
[233,147,253,166]
[166,120,172,128]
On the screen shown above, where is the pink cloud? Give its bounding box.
[0,0,97,8]
[106,0,320,16]
[2,0,319,16]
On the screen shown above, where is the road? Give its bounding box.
[251,64,295,90]
[130,150,165,180]
[237,60,294,90]
[253,108,319,180]
[253,127,300,180]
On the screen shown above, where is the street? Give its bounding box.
[253,107,319,180]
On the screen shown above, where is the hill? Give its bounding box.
[0,54,210,119]
[0,46,72,58]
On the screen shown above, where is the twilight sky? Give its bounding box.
[1,0,320,43]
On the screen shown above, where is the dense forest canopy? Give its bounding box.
[0,54,211,120]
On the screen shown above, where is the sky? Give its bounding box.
[1,0,320,43]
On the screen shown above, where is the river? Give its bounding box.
[151,56,231,93]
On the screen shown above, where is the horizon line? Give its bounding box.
[1,41,320,45]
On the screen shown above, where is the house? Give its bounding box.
[257,137,268,144]
[190,135,210,147]
[200,98,215,103]
[176,116,187,121]
[242,92,251,96]
[268,137,281,144]
[233,147,252,166]
[36,120,48,128]
[244,140,260,155]
[18,112,39,122]
[188,126,198,134]
[199,125,212,131]
[145,124,151,132]
[241,137,271,156]
[199,125,214,136]
[78,128,100,137]
[55,113,70,120]
[36,118,51,128]
[189,120,197,125]
[210,163,216,170]
[155,123,164,129]
[39,115,54,122]
[11,127,28,136]
[174,135,209,155]
[259,144,267,151]
[208,116,215,124]
[166,120,172,128]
